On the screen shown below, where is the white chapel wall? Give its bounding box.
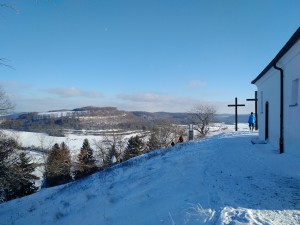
[255,69,281,148]
[279,39,300,155]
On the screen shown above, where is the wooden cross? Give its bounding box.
[228,97,245,131]
[246,91,258,130]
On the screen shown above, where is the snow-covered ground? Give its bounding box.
[2,129,145,156]
[0,124,299,225]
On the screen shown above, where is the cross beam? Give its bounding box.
[228,97,245,131]
[246,91,258,130]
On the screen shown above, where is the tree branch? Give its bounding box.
[0,58,14,69]
[0,3,19,14]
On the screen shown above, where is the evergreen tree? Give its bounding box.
[0,135,39,201]
[147,132,161,150]
[45,142,72,187]
[75,139,97,179]
[6,152,39,200]
[123,135,144,161]
[59,142,72,183]
[102,144,117,169]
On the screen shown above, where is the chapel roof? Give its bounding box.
[251,26,300,84]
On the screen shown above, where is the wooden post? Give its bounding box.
[188,124,193,141]
[228,97,246,131]
[246,91,258,130]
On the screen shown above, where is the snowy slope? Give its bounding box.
[0,127,299,225]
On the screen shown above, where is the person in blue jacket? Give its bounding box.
[248,112,256,131]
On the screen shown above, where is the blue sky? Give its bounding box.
[1,0,300,113]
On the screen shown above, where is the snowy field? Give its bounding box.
[0,124,299,225]
[2,129,147,156]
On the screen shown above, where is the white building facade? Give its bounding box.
[252,27,300,156]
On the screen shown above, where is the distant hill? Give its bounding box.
[216,114,250,124]
[72,106,118,112]
[1,106,249,136]
[131,111,190,124]
[132,111,249,125]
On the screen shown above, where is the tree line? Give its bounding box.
[0,125,186,202]
[1,110,154,136]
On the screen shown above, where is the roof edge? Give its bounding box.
[251,27,300,84]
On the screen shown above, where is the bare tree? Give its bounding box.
[0,1,18,9]
[155,120,185,148]
[1,0,19,69]
[0,87,14,115]
[189,104,216,138]
[0,58,14,69]
[93,131,126,168]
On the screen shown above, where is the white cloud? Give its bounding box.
[186,80,206,89]
[12,96,112,112]
[116,92,254,114]
[117,92,212,112]
[9,89,255,114]
[47,87,102,98]
[118,93,173,103]
[0,81,30,89]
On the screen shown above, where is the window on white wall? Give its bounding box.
[290,78,298,106]
[260,91,264,113]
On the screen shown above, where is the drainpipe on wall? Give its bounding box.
[273,63,284,154]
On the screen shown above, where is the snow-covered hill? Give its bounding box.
[0,127,299,225]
